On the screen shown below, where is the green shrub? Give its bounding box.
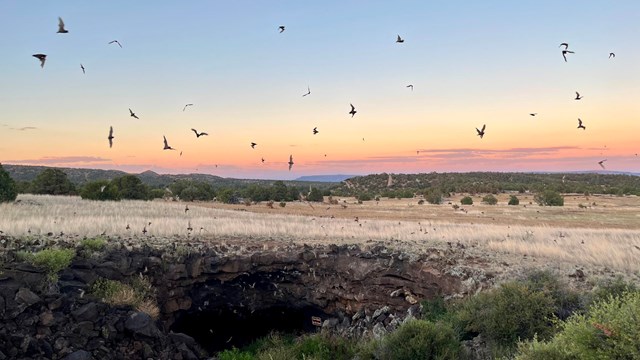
[534,190,564,206]
[426,191,443,205]
[375,319,462,360]
[458,282,556,351]
[31,168,76,195]
[80,238,107,252]
[421,297,448,322]
[28,248,76,280]
[515,336,576,360]
[307,187,324,202]
[460,196,473,205]
[516,291,640,359]
[481,194,498,205]
[589,276,637,306]
[218,348,254,360]
[357,193,373,202]
[80,180,120,201]
[508,195,520,205]
[525,270,585,320]
[91,276,159,318]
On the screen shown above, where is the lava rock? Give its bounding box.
[72,303,99,322]
[63,349,92,360]
[125,312,161,338]
[15,287,41,307]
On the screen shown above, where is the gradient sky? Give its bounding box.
[1,1,639,179]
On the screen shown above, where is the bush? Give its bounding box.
[481,194,498,205]
[80,238,107,252]
[0,163,17,203]
[307,187,324,202]
[458,281,557,351]
[80,180,120,201]
[31,168,76,195]
[508,195,520,205]
[375,319,462,360]
[460,196,473,205]
[589,276,637,306]
[525,270,585,320]
[26,248,76,280]
[357,193,373,202]
[426,191,443,205]
[111,175,150,200]
[91,276,159,318]
[516,291,640,359]
[535,190,564,206]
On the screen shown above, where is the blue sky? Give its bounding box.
[1,1,639,179]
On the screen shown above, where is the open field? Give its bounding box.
[1,194,640,276]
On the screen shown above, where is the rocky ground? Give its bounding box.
[0,232,633,359]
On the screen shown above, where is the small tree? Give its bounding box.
[80,180,120,201]
[508,195,520,206]
[482,194,498,205]
[460,196,473,205]
[0,163,18,203]
[534,190,564,206]
[426,191,443,205]
[111,175,149,200]
[31,168,76,195]
[307,187,324,202]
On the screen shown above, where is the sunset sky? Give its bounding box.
[1,1,639,179]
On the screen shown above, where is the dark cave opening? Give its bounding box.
[170,303,327,354]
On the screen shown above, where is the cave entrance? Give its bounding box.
[170,303,326,354]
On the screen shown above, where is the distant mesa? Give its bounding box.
[295,175,357,182]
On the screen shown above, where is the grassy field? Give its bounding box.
[1,194,639,275]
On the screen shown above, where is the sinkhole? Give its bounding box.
[170,302,327,354]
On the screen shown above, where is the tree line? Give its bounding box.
[1,165,329,204]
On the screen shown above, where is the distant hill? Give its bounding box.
[295,175,357,182]
[2,164,338,189]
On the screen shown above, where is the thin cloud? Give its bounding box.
[11,126,38,131]
[6,156,111,165]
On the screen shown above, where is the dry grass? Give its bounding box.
[1,194,640,274]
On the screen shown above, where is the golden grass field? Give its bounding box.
[1,193,639,278]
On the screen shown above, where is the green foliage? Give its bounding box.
[460,196,473,205]
[218,348,254,360]
[217,187,240,204]
[534,190,564,206]
[457,281,557,351]
[307,187,324,202]
[515,336,576,360]
[425,191,443,205]
[481,194,498,205]
[90,276,156,309]
[421,297,448,322]
[24,248,76,280]
[271,181,289,201]
[80,180,120,200]
[357,193,373,201]
[147,188,166,199]
[516,291,640,360]
[80,238,107,252]
[508,195,520,205]
[0,163,18,203]
[169,179,215,201]
[525,270,585,320]
[589,276,637,306]
[31,168,76,195]
[111,175,150,200]
[375,319,462,360]
[279,201,286,208]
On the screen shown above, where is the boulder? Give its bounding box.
[125,312,161,338]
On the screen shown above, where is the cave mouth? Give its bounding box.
[170,303,327,354]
